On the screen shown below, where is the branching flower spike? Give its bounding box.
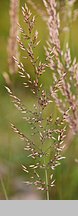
[6,3,66,200]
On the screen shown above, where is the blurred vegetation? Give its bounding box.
[0,0,78,199]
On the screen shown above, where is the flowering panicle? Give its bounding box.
[50,42,78,133]
[41,1,78,134]
[43,0,60,50]
[6,3,66,199]
[6,85,66,194]
[8,0,19,74]
[27,0,48,22]
[43,0,60,64]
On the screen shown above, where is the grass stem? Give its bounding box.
[44,158,49,200]
[0,176,8,200]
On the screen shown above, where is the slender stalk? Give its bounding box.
[44,158,49,200]
[0,176,8,200]
[45,168,49,200]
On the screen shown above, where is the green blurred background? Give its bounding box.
[0,0,78,199]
